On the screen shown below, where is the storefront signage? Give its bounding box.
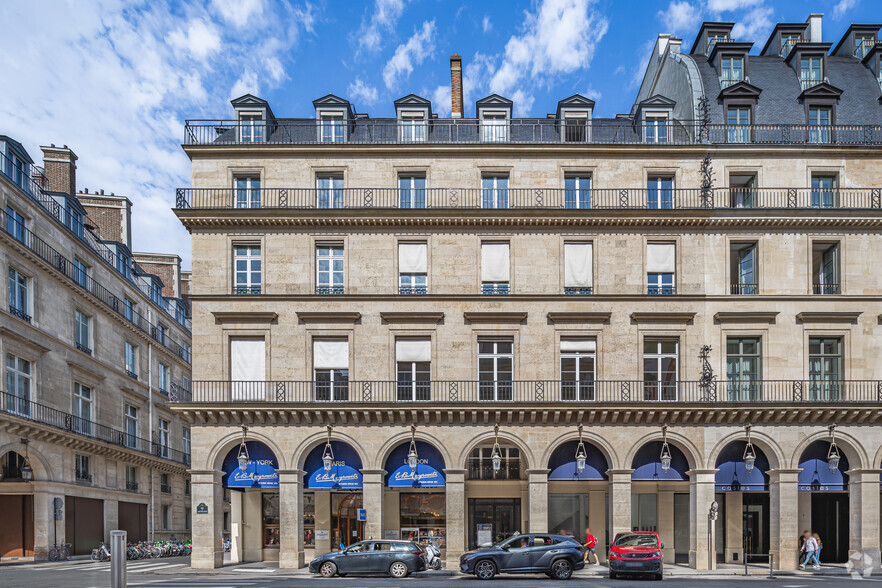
[547,440,608,480]
[715,441,769,491]
[384,441,446,487]
[196,503,209,514]
[477,524,493,547]
[358,509,367,521]
[798,441,849,491]
[222,441,280,489]
[315,530,329,541]
[304,441,364,489]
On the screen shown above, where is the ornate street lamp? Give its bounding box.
[236,426,250,472]
[827,424,841,473]
[660,425,672,472]
[575,424,587,474]
[322,425,335,473]
[20,438,33,482]
[743,424,757,473]
[491,424,502,472]
[407,425,419,471]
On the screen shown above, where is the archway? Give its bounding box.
[798,441,850,563]
[383,440,446,549]
[0,451,34,558]
[715,441,772,564]
[547,440,609,545]
[303,440,364,552]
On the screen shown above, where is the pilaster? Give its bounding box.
[278,470,306,569]
[526,469,550,533]
[607,469,634,536]
[688,469,717,570]
[769,469,800,570]
[190,470,224,569]
[444,469,467,568]
[361,469,386,541]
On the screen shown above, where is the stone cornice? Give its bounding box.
[296,311,362,323]
[189,293,882,303]
[213,311,279,323]
[380,312,445,324]
[714,311,780,323]
[0,326,52,353]
[630,312,696,323]
[547,312,612,324]
[796,311,862,323]
[464,311,528,323]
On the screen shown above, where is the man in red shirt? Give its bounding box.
[583,528,600,565]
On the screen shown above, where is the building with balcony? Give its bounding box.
[174,14,882,572]
[0,137,192,559]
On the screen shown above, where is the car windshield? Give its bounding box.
[498,536,530,549]
[614,534,658,547]
[345,543,367,553]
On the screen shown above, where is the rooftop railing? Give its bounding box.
[1,390,190,466]
[171,380,882,404]
[182,119,882,146]
[175,187,882,210]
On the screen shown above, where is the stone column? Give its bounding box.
[104,498,119,543]
[848,469,882,570]
[526,469,550,533]
[769,469,800,570]
[657,487,675,564]
[588,489,607,562]
[361,470,386,541]
[190,470,224,569]
[445,469,467,568]
[31,484,52,560]
[278,470,306,569]
[687,469,717,570]
[724,491,743,563]
[607,469,634,536]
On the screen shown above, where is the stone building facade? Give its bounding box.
[174,16,882,572]
[0,136,192,559]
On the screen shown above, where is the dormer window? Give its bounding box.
[780,33,801,57]
[720,56,744,89]
[238,112,264,143]
[706,32,729,56]
[800,56,823,90]
[854,33,875,58]
[645,113,669,143]
[556,94,595,144]
[399,111,427,143]
[481,112,508,142]
[319,113,345,143]
[563,112,589,143]
[808,106,832,143]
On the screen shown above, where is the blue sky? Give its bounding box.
[0,0,875,266]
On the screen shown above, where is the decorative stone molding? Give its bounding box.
[630,312,696,323]
[463,312,528,323]
[547,312,612,324]
[796,311,861,324]
[714,311,779,323]
[0,326,51,353]
[380,312,445,324]
[296,312,361,323]
[212,311,278,323]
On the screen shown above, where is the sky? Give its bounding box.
[0,0,876,268]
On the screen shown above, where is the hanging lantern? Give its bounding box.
[659,425,672,472]
[575,424,587,474]
[743,424,756,473]
[827,424,841,473]
[407,425,419,471]
[322,425,335,473]
[236,426,250,472]
[20,439,33,482]
[491,424,502,472]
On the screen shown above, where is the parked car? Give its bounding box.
[308,540,426,578]
[608,531,664,580]
[460,533,584,580]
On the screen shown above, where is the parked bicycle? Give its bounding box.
[125,540,191,560]
[91,541,111,562]
[48,542,71,561]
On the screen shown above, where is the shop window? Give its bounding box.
[303,492,315,547]
[548,493,590,543]
[400,493,446,548]
[632,493,658,532]
[467,445,521,480]
[263,492,280,547]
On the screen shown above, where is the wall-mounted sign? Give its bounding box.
[384,441,446,487]
[221,441,280,489]
[196,503,209,514]
[358,509,367,521]
[316,530,329,541]
[304,441,364,489]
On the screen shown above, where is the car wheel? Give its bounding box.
[475,559,497,580]
[655,573,664,581]
[389,561,409,578]
[319,561,337,578]
[551,559,574,580]
[609,571,618,580]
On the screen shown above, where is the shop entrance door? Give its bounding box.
[0,495,33,557]
[742,494,770,563]
[332,492,364,549]
[811,493,848,563]
[468,498,520,550]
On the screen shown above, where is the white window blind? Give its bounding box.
[564,243,593,287]
[313,340,349,369]
[560,339,596,352]
[398,243,427,273]
[230,338,265,381]
[481,243,510,282]
[647,243,676,273]
[396,339,431,362]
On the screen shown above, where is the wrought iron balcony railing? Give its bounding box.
[160,484,172,493]
[126,481,139,491]
[170,379,882,404]
[8,305,31,323]
[183,119,882,146]
[813,283,841,295]
[730,283,758,295]
[175,187,882,210]
[0,390,190,466]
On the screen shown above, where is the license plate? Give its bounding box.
[625,562,646,568]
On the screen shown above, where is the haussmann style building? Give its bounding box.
[172,14,882,572]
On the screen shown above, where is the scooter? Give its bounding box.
[424,542,442,570]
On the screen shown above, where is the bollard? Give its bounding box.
[110,530,127,588]
[768,553,774,579]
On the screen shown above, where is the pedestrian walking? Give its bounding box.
[583,528,600,565]
[799,530,818,570]
[811,532,822,567]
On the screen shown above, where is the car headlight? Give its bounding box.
[649,551,661,559]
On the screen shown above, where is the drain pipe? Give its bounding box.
[148,309,154,542]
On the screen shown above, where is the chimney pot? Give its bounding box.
[450,54,464,119]
[100,189,104,195]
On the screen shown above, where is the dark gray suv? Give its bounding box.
[459,533,584,580]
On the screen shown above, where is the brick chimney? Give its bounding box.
[40,144,77,195]
[75,192,133,248]
[450,53,464,118]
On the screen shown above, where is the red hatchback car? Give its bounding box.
[608,531,664,580]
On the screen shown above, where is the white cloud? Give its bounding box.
[482,16,493,33]
[583,84,602,101]
[355,0,407,54]
[212,0,264,26]
[348,77,379,105]
[382,20,436,89]
[833,0,858,19]
[431,84,451,117]
[730,5,773,40]
[658,1,701,35]
[706,0,762,10]
[168,19,222,60]
[264,56,286,83]
[230,70,259,98]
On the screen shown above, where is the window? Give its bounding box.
[481,175,509,209]
[399,112,427,142]
[161,473,170,493]
[396,339,431,400]
[159,363,169,394]
[561,339,595,401]
[812,242,840,294]
[73,383,92,435]
[5,353,31,417]
[563,113,589,143]
[647,176,674,209]
[8,266,30,322]
[124,404,138,449]
[313,339,349,401]
[646,242,676,295]
[730,243,757,294]
[808,337,842,400]
[811,175,838,208]
[780,33,801,57]
[233,245,261,294]
[726,337,761,401]
[644,114,668,143]
[319,113,345,143]
[182,342,191,363]
[720,56,744,88]
[125,342,137,378]
[481,112,508,142]
[316,245,344,294]
[800,56,823,89]
[153,323,165,345]
[239,113,265,143]
[706,32,728,55]
[123,297,135,322]
[564,175,591,209]
[643,339,678,401]
[158,418,170,458]
[73,258,88,288]
[399,175,426,208]
[161,504,170,530]
[478,339,513,401]
[185,507,191,531]
[126,465,138,491]
[65,205,83,238]
[150,281,162,305]
[481,242,510,295]
[303,493,316,547]
[235,176,261,209]
[182,427,191,460]
[230,337,266,401]
[5,206,26,243]
[75,454,91,483]
[74,310,91,354]
[262,493,280,547]
[9,154,25,188]
[727,106,751,143]
[854,33,875,58]
[808,106,831,143]
[564,242,592,294]
[728,174,756,208]
[316,175,344,209]
[116,252,130,279]
[185,479,191,496]
[468,445,520,479]
[398,242,427,294]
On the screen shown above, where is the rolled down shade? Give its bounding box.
[230,338,265,381]
[399,243,427,273]
[647,243,676,273]
[481,242,510,282]
[560,339,596,352]
[564,243,593,287]
[313,339,349,369]
[396,339,431,362]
